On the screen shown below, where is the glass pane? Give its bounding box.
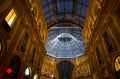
[41,0,47,6]
[104,32,111,46]
[5,9,14,22]
[57,1,64,13]
[81,5,87,17]
[5,9,16,27]
[77,3,82,15]
[43,6,48,14]
[22,34,28,44]
[65,1,73,12]
[48,0,52,4]
[83,0,89,5]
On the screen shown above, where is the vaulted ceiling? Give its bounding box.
[41,0,89,29]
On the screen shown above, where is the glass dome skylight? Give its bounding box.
[45,24,86,58]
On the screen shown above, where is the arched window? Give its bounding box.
[115,56,120,71]
[21,33,28,52]
[115,56,120,78]
[33,74,38,79]
[25,67,31,79]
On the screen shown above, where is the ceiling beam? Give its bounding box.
[47,20,83,29]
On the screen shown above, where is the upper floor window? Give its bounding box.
[31,47,36,63]
[32,48,36,58]
[96,48,101,64]
[21,34,28,52]
[5,9,17,27]
[104,32,113,52]
[38,58,40,70]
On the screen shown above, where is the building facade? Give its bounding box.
[83,0,120,79]
[0,0,48,79]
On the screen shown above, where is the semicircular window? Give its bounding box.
[45,24,86,58]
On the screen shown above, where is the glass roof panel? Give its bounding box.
[40,0,89,28]
[41,0,47,6]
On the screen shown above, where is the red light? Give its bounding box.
[6,68,13,74]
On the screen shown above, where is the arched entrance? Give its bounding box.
[114,56,120,78]
[7,55,21,79]
[24,67,31,79]
[56,61,74,79]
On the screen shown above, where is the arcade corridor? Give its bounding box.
[0,0,120,79]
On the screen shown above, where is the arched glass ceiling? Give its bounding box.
[45,24,86,58]
[40,0,89,28]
